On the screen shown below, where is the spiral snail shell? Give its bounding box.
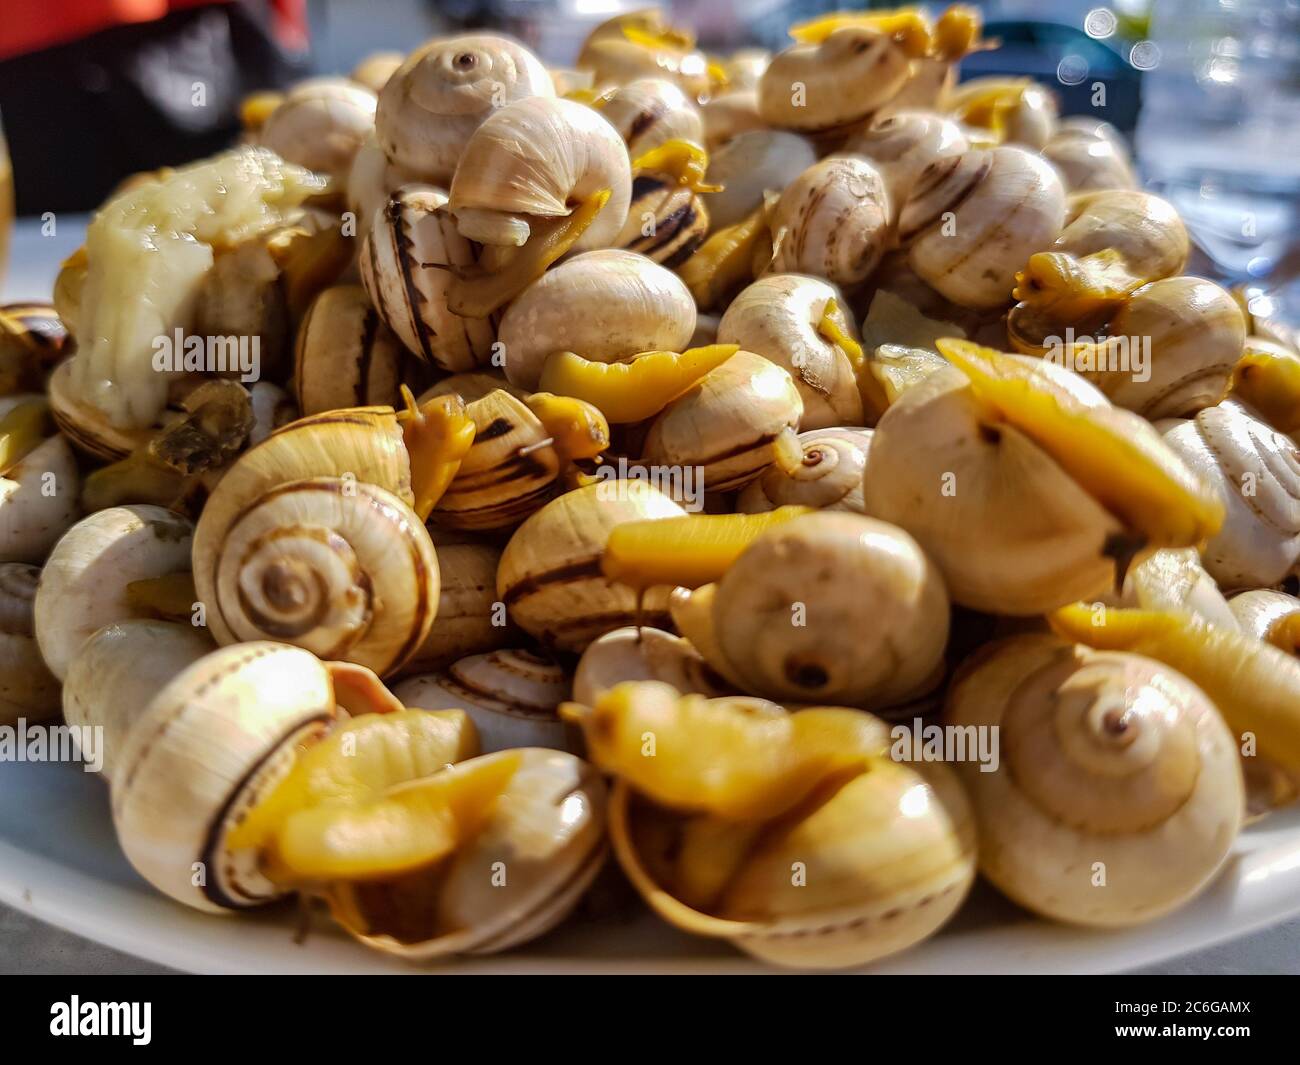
[946,635,1243,927]
[573,625,730,706]
[393,648,574,752]
[717,275,865,429]
[898,146,1066,309]
[1162,400,1300,589]
[448,96,631,251]
[191,408,439,676]
[765,157,892,288]
[597,78,704,158]
[1229,590,1300,656]
[375,34,554,183]
[0,562,60,725]
[258,78,378,182]
[497,481,685,652]
[703,130,817,233]
[736,428,872,514]
[841,111,969,221]
[670,512,949,709]
[360,185,498,372]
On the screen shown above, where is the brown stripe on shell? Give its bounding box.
[389,191,438,363]
[897,151,994,244]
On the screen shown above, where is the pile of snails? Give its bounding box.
[5,4,1300,971]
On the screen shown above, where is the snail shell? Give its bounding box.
[717,274,865,429]
[946,635,1243,927]
[1229,590,1300,655]
[861,365,1121,614]
[641,350,803,492]
[947,78,1058,150]
[344,135,425,243]
[671,512,949,709]
[765,157,892,287]
[599,78,704,158]
[393,648,574,752]
[0,396,80,564]
[841,111,969,221]
[1114,548,1240,632]
[249,382,297,446]
[497,249,695,389]
[34,504,194,681]
[1053,190,1188,285]
[432,388,560,530]
[351,51,403,94]
[703,130,817,232]
[1080,277,1245,419]
[719,49,769,93]
[332,748,607,959]
[47,360,154,462]
[111,643,340,912]
[259,78,378,181]
[609,721,975,969]
[293,285,412,415]
[62,619,213,778]
[573,625,730,705]
[898,146,1066,309]
[360,185,498,372]
[736,428,872,514]
[0,302,69,393]
[758,28,912,135]
[375,34,554,183]
[192,408,439,676]
[700,90,767,151]
[400,542,509,673]
[449,96,631,250]
[1043,124,1137,193]
[616,173,709,267]
[0,562,60,726]
[1162,401,1300,589]
[497,481,685,652]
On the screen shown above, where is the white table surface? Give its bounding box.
[3,215,1297,976]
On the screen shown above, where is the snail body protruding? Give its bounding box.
[947,635,1242,926]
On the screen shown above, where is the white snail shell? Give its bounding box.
[573,625,731,706]
[375,34,554,183]
[599,78,704,158]
[62,619,213,779]
[293,285,410,414]
[449,96,632,250]
[717,274,865,429]
[1229,590,1300,655]
[1162,400,1300,589]
[1043,123,1137,193]
[703,130,816,232]
[111,643,339,912]
[259,78,378,181]
[344,134,425,242]
[360,185,497,372]
[401,542,509,673]
[946,635,1243,927]
[34,505,194,681]
[393,648,574,753]
[0,403,80,565]
[765,157,892,288]
[736,428,873,514]
[841,111,969,220]
[497,249,695,390]
[700,90,767,151]
[898,146,1066,309]
[0,562,60,725]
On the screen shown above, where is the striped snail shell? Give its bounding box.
[599,78,704,158]
[192,408,439,677]
[360,185,498,372]
[615,173,710,267]
[293,285,419,415]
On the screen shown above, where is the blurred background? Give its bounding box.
[1,0,1298,297]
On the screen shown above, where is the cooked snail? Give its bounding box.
[764,157,892,288]
[496,249,695,390]
[360,185,498,371]
[946,634,1242,926]
[862,341,1223,614]
[1043,121,1138,193]
[615,140,712,266]
[62,618,213,778]
[700,90,766,151]
[1,394,80,563]
[293,285,413,414]
[641,349,803,491]
[1162,399,1300,589]
[351,51,403,94]
[393,648,574,752]
[736,428,872,514]
[841,111,969,220]
[576,10,709,100]
[946,78,1058,150]
[1229,590,1300,655]
[573,625,729,705]
[566,683,976,969]
[258,78,378,182]
[717,274,865,428]
[400,541,508,673]
[375,34,554,183]
[34,504,195,680]
[703,130,815,233]
[898,146,1066,310]
[597,77,704,158]
[667,512,948,708]
[0,302,69,396]
[0,562,60,725]
[497,480,685,652]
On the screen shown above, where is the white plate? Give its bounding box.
[4,758,1300,974]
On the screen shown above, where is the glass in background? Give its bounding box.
[1135,0,1300,310]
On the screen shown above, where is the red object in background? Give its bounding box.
[0,0,307,61]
